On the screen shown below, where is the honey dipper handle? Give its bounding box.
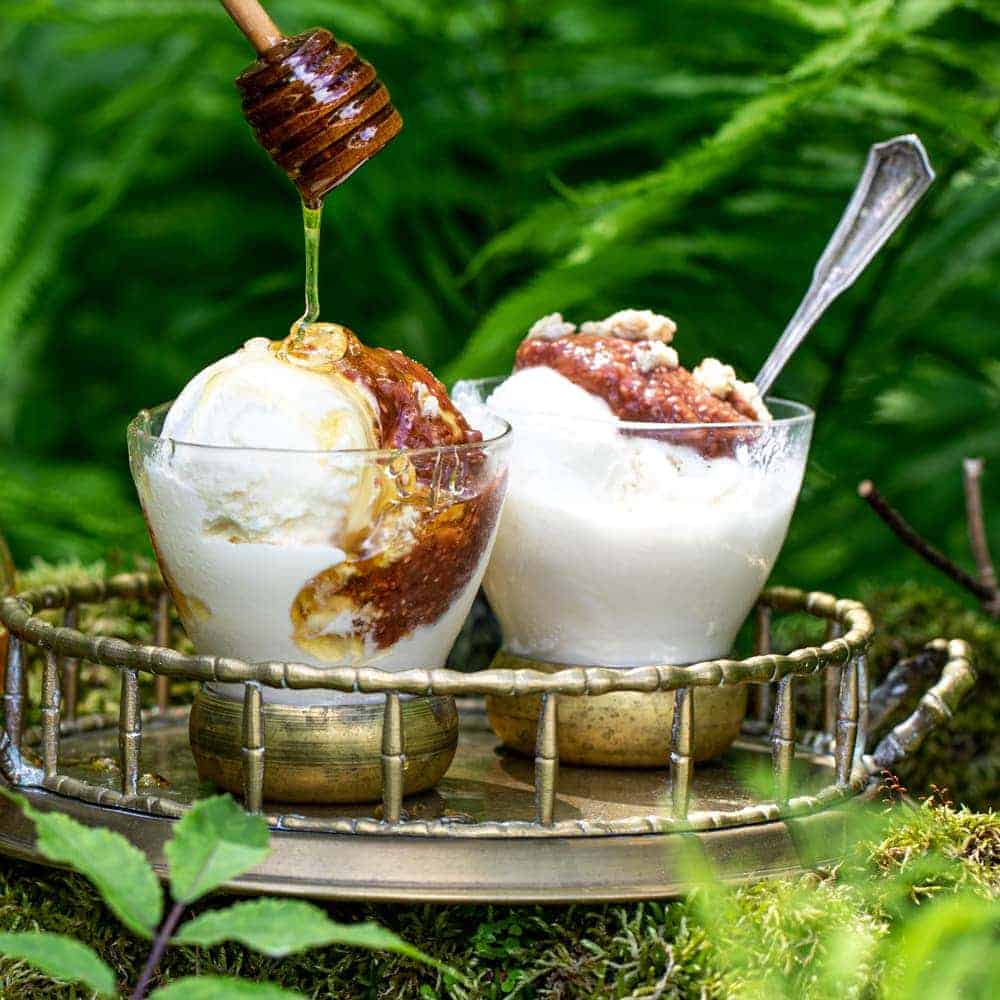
[220,0,283,54]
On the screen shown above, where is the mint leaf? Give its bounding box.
[165,795,269,903]
[1,789,161,938]
[150,977,306,999]
[0,931,116,996]
[174,899,454,976]
[173,899,339,957]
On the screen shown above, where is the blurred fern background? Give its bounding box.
[0,0,997,601]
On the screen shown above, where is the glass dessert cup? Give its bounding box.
[128,403,511,802]
[454,378,814,767]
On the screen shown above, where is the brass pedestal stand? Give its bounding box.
[189,688,458,804]
[486,652,748,767]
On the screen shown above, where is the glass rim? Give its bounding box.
[453,376,814,432]
[128,401,513,458]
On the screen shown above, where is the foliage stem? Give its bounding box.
[962,458,998,597]
[131,899,186,1000]
[858,478,997,610]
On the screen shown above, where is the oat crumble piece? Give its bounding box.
[579,309,676,342]
[692,357,736,398]
[634,340,679,373]
[525,313,577,341]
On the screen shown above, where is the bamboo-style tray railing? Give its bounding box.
[0,574,975,839]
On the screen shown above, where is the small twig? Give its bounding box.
[858,479,996,605]
[963,458,998,593]
[131,899,187,1000]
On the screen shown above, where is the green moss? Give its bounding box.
[0,802,997,998]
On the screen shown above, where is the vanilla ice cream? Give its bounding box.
[454,311,812,668]
[158,335,379,547]
[131,324,509,702]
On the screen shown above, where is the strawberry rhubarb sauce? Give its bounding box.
[277,324,503,658]
[137,322,509,680]
[292,476,505,654]
[515,335,758,425]
[513,311,768,459]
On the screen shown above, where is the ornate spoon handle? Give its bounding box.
[754,134,934,397]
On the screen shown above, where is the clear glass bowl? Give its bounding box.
[128,403,512,682]
[453,377,813,668]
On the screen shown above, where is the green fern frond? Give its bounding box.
[0,122,51,273]
[0,216,62,408]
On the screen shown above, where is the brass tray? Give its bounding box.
[0,574,975,902]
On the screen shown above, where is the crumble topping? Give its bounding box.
[579,309,676,343]
[526,313,577,341]
[692,358,770,422]
[734,380,771,422]
[692,357,737,398]
[634,340,679,373]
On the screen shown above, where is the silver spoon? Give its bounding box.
[754,134,935,397]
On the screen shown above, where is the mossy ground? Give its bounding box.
[0,798,996,998]
[0,564,997,998]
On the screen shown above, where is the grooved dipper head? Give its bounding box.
[236,28,403,206]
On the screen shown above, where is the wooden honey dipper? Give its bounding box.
[220,0,403,206]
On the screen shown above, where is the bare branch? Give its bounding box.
[963,458,997,593]
[858,479,996,606]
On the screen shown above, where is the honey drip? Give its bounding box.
[296,200,323,332]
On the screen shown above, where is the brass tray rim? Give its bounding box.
[1,575,873,696]
[0,767,882,902]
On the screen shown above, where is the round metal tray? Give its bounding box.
[0,706,872,902]
[0,575,975,902]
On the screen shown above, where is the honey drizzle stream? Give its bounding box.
[297,200,323,332]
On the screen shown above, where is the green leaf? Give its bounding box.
[173,899,457,975]
[0,120,51,273]
[172,899,344,957]
[885,892,1000,1000]
[0,931,117,996]
[150,977,307,1000]
[757,0,848,32]
[0,210,62,383]
[165,795,270,903]
[0,789,162,938]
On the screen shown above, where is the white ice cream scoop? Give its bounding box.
[160,336,379,547]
